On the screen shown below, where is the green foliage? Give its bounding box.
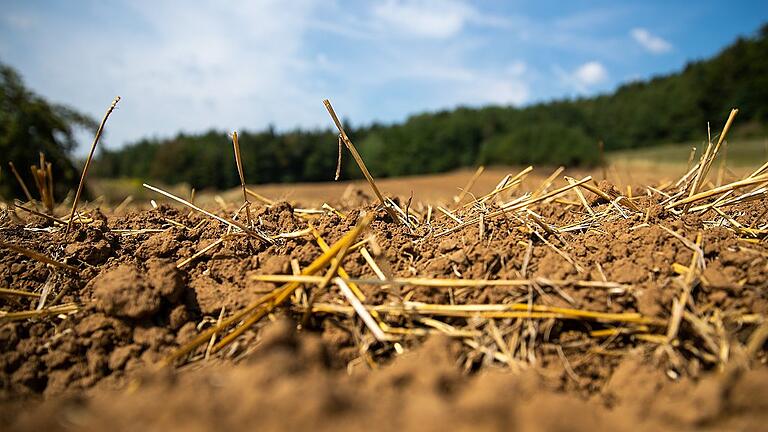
[480,123,598,166]
[92,128,341,189]
[0,63,97,199]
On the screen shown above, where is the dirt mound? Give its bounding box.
[1,165,767,430]
[91,260,183,319]
[7,326,768,432]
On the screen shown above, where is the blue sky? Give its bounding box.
[1,1,767,153]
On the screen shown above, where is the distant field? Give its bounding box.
[82,139,768,205]
[88,137,767,206]
[607,137,768,167]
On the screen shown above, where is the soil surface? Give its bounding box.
[1,168,767,431]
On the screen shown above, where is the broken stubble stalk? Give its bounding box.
[323,99,401,223]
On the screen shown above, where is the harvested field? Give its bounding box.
[1,109,768,431]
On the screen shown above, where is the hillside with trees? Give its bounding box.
[3,25,767,197]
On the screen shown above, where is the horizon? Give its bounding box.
[1,1,767,155]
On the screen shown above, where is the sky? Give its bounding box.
[1,0,767,154]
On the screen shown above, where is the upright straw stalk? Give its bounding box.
[231,131,252,226]
[66,96,121,233]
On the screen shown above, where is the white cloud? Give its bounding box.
[554,61,608,94]
[371,0,473,39]
[631,28,672,54]
[573,61,608,87]
[445,62,530,107]
[372,0,498,39]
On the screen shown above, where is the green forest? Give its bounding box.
[2,25,768,197]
